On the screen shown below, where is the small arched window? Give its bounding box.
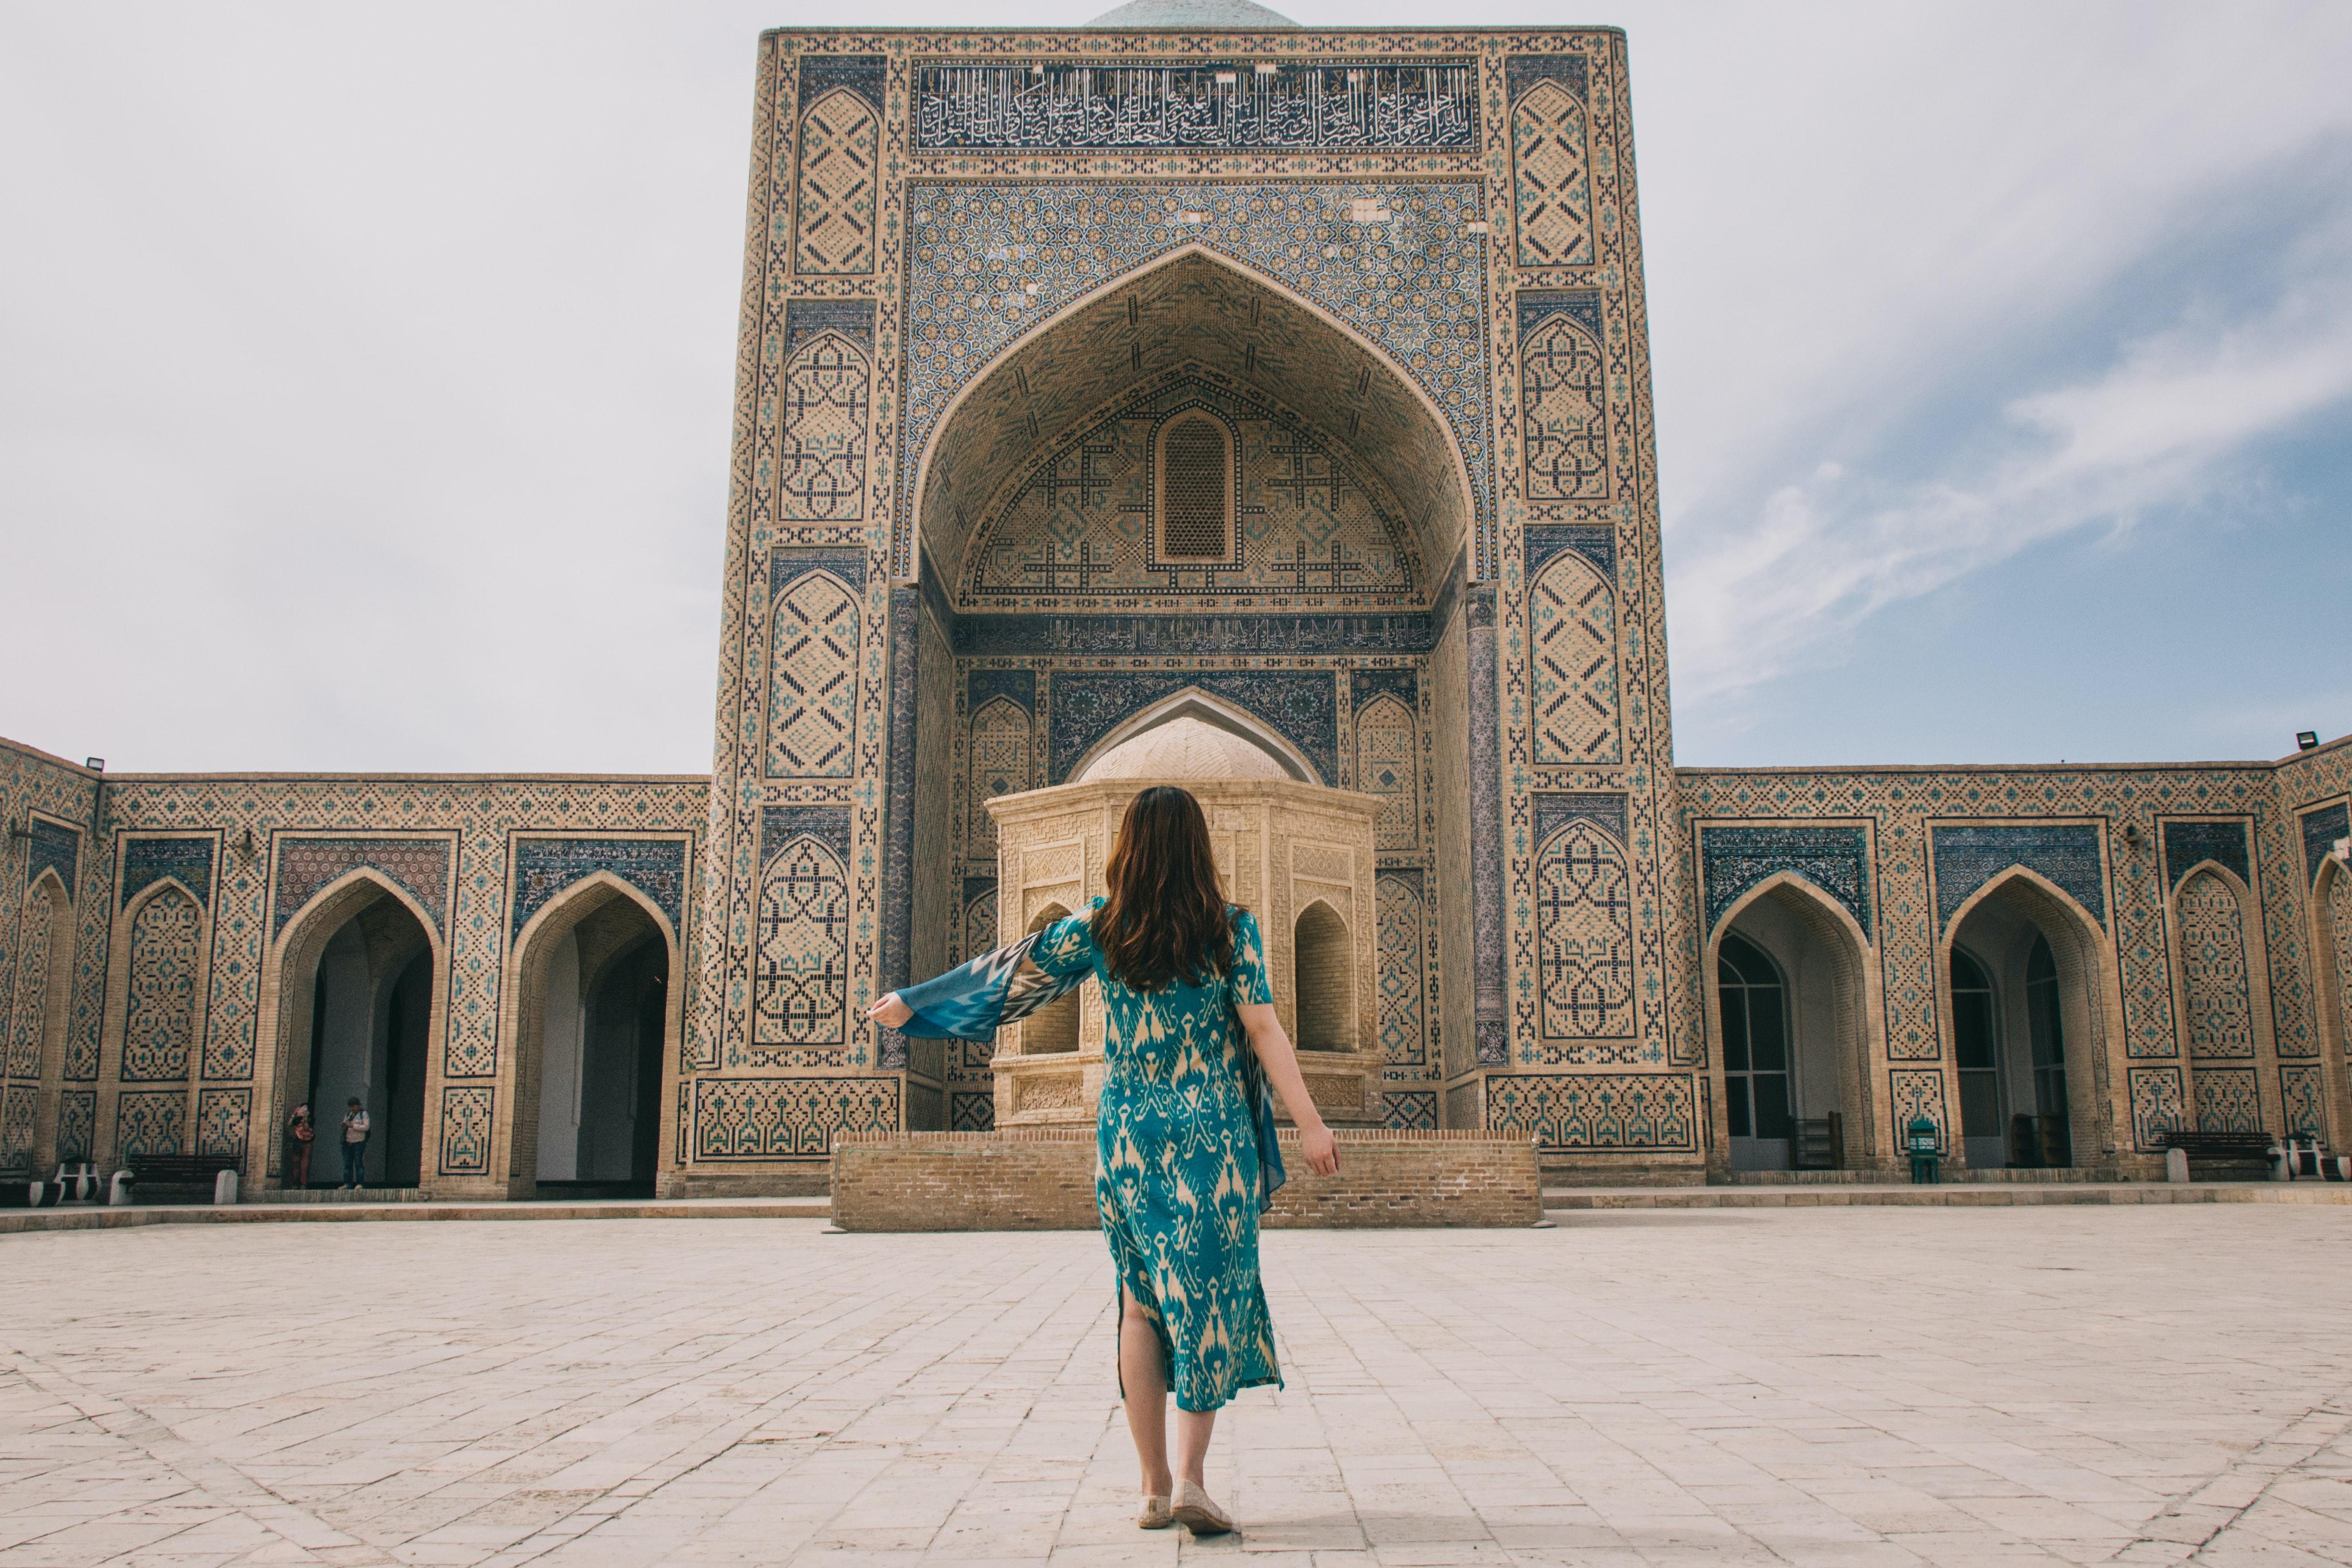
[1292,901,1354,1052]
[1154,411,1236,566]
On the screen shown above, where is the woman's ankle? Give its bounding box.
[1142,1472,1173,1496]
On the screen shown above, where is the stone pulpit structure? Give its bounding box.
[984,716,1385,1131]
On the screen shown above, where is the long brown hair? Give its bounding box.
[1095,786,1236,992]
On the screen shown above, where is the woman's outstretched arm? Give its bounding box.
[1234,1003,1339,1177]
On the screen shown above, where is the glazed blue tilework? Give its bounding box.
[120,838,214,909]
[770,548,868,602]
[899,180,1493,572]
[2304,802,2350,886]
[967,669,1035,713]
[784,298,875,357]
[1532,792,1626,848]
[509,838,688,940]
[2163,819,2252,890]
[761,805,853,866]
[1933,824,2106,931]
[1699,826,1872,941]
[956,613,1435,656]
[910,59,1479,152]
[1349,668,1417,708]
[1505,54,1590,104]
[272,838,451,938]
[1516,290,1603,344]
[1047,669,1337,785]
[799,54,885,114]
[1522,526,1614,581]
[25,818,76,895]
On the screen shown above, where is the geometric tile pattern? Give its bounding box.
[1356,695,1420,852]
[439,1086,493,1177]
[693,1075,900,1158]
[273,838,451,939]
[113,1088,185,1161]
[2128,1065,2186,1151]
[509,837,688,940]
[794,90,879,276]
[2193,1065,2260,1133]
[2176,870,2254,1060]
[120,836,214,908]
[1519,309,1608,501]
[911,59,1480,152]
[1047,669,1339,785]
[2281,1063,2326,1139]
[24,817,78,896]
[0,1082,30,1173]
[778,332,872,522]
[1698,824,1873,942]
[765,559,863,780]
[1888,1067,1951,1149]
[6,883,56,1080]
[1511,81,1594,268]
[2305,802,2351,886]
[1534,817,1634,1042]
[2163,818,2251,890]
[1483,1072,1696,1151]
[950,1091,994,1132]
[1375,872,1430,1074]
[1382,1089,1438,1130]
[55,1088,93,1162]
[120,886,201,1082]
[195,1087,250,1161]
[2332,870,2352,1064]
[961,373,1419,611]
[1528,549,1619,766]
[1933,823,2107,932]
[753,808,853,1051]
[965,697,1029,865]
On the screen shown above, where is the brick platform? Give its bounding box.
[830,1128,1541,1231]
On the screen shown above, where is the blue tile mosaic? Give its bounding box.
[1933,823,2106,931]
[1504,54,1590,104]
[798,54,885,114]
[1522,526,1614,581]
[25,818,77,895]
[967,669,1036,713]
[770,548,868,602]
[273,838,451,938]
[1515,289,1603,345]
[1699,825,1872,941]
[1047,669,1337,785]
[120,837,214,909]
[509,838,688,940]
[910,59,1479,152]
[2303,802,2350,886]
[1349,668,1418,708]
[955,612,1436,656]
[761,806,853,866]
[2162,819,2252,890]
[1532,792,1626,848]
[784,298,874,357]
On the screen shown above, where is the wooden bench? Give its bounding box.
[2161,1129,2277,1180]
[121,1153,241,1204]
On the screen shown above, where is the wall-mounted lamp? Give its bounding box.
[2297,731,2321,751]
[5,818,28,844]
[232,826,258,861]
[2120,823,2142,850]
[84,757,105,772]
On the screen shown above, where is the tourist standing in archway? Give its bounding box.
[868,784,1339,1537]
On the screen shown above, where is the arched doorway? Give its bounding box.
[1711,876,1878,1172]
[507,876,678,1199]
[1944,872,2110,1170]
[1293,899,1354,1052]
[267,876,437,1191]
[2310,856,2352,1147]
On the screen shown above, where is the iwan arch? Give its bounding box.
[6,6,2352,1197]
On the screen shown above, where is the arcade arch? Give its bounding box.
[1943,870,2114,1171]
[506,875,678,1199]
[1709,875,1877,1172]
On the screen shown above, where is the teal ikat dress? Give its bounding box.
[896,898,1286,1411]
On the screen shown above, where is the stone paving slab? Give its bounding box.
[0,1199,832,1236]
[4,1208,2351,1565]
[1542,1182,2352,1209]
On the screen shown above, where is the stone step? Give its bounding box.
[1543,1182,2347,1210]
[0,1195,833,1235]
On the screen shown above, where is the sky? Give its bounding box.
[2,1,2347,775]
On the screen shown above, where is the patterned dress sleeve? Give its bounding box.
[1226,908,1289,1211]
[893,908,1096,1043]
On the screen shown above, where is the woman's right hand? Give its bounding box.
[1297,1119,1340,1178]
[864,992,912,1029]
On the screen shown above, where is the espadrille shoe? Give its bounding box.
[1137,1493,1173,1529]
[1171,1480,1234,1536]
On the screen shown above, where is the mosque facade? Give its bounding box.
[5,9,2352,1198]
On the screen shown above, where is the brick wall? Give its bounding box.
[831,1128,1539,1231]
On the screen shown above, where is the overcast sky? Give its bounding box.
[3,1,2347,775]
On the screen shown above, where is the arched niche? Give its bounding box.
[2309,857,2352,1148]
[1017,903,1080,1055]
[1707,873,1880,1172]
[501,871,682,1199]
[1292,898,1354,1053]
[6,869,75,1173]
[912,246,1475,596]
[1941,868,2121,1172]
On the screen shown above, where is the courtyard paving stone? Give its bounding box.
[3,1208,2351,1565]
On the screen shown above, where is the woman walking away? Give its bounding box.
[868,785,1340,1536]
